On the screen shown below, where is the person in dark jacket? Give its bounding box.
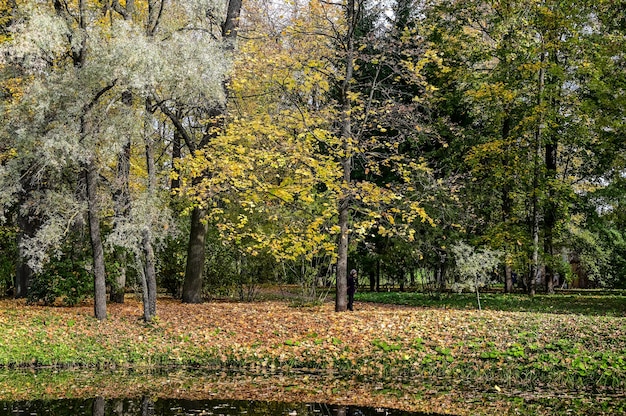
[347,269,357,311]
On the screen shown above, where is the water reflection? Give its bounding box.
[1,397,442,416]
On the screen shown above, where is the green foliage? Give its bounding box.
[158,235,188,299]
[564,223,613,287]
[0,226,16,295]
[0,0,624,308]
[202,226,280,302]
[450,242,502,295]
[356,291,626,317]
[598,227,626,288]
[27,243,92,306]
[371,339,402,352]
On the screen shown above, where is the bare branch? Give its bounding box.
[157,100,196,154]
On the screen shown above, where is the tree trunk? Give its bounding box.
[529,52,546,297]
[138,229,157,322]
[14,255,32,298]
[111,140,131,304]
[92,397,105,416]
[143,228,157,319]
[501,115,514,294]
[437,250,446,291]
[85,160,107,320]
[334,0,356,313]
[178,0,242,304]
[336,201,349,311]
[222,0,243,44]
[544,55,560,295]
[376,259,380,292]
[182,206,207,303]
[74,0,109,320]
[505,264,513,293]
[436,266,443,291]
[138,254,150,321]
[544,136,557,294]
[171,129,182,192]
[138,121,159,319]
[141,396,155,416]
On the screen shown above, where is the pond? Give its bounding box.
[1,368,623,415]
[0,398,445,416]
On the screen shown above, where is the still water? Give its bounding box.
[0,398,444,416]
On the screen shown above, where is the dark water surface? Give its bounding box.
[0,398,446,416]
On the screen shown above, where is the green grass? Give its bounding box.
[356,291,626,316]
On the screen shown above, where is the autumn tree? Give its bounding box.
[0,0,231,320]
[157,0,243,304]
[0,1,123,318]
[177,0,438,310]
[173,0,341,300]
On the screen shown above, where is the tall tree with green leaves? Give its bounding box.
[423,0,624,292]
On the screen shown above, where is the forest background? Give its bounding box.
[0,0,625,321]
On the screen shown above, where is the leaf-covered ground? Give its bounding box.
[0,297,625,415]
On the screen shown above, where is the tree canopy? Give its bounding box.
[0,0,624,317]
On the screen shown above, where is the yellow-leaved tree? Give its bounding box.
[179,0,440,309]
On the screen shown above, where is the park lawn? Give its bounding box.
[0,295,625,415]
[355,290,626,316]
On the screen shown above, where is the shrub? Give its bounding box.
[450,242,502,310]
[28,244,92,306]
[0,226,17,296]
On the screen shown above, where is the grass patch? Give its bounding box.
[355,291,626,316]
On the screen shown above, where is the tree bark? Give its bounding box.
[138,253,150,320]
[222,0,243,44]
[14,256,32,298]
[15,243,34,298]
[336,200,349,311]
[141,396,155,416]
[63,0,110,320]
[81,85,115,320]
[171,129,182,192]
[544,137,557,294]
[85,160,107,320]
[182,206,207,303]
[140,229,157,320]
[544,50,560,295]
[505,264,513,293]
[92,396,105,416]
[376,259,380,292]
